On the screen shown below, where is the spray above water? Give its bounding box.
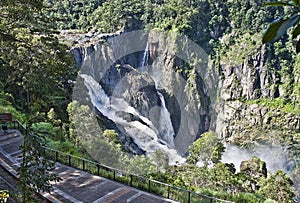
[222,144,295,173]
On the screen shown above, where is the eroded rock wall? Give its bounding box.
[216,47,300,146]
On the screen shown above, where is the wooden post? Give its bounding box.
[55,151,58,162]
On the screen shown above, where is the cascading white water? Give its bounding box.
[81,74,184,165]
[157,92,175,148]
[140,42,149,72]
[140,42,175,148]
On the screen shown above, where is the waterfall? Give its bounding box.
[81,74,184,165]
[157,92,175,148]
[140,42,149,72]
[140,42,175,148]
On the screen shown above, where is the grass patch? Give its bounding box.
[246,98,300,115]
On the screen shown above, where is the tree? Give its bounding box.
[0,0,76,115]
[176,163,239,194]
[262,0,300,52]
[150,0,198,33]
[103,129,119,144]
[67,101,103,145]
[18,130,61,202]
[1,1,73,200]
[239,156,267,192]
[258,170,297,202]
[151,150,169,172]
[240,156,267,179]
[0,86,25,122]
[187,131,225,166]
[89,0,145,32]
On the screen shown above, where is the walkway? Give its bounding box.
[0,130,178,203]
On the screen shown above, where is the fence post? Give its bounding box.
[113,170,116,181]
[148,180,151,193]
[82,160,85,171]
[68,155,71,166]
[130,175,133,186]
[55,151,58,162]
[167,185,170,199]
[188,191,191,203]
[97,164,100,176]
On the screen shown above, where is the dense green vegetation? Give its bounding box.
[1,0,77,120]
[1,0,299,202]
[1,0,76,200]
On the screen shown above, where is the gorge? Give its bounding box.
[71,29,299,182]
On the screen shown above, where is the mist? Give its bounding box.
[221,144,295,173]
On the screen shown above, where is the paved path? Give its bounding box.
[0,130,178,203]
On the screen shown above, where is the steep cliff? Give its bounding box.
[216,37,299,145]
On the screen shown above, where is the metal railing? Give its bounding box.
[8,120,234,203]
[6,120,26,134]
[42,147,232,203]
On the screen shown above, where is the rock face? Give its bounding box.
[94,107,146,155]
[216,48,300,145]
[100,64,161,120]
[140,32,212,154]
